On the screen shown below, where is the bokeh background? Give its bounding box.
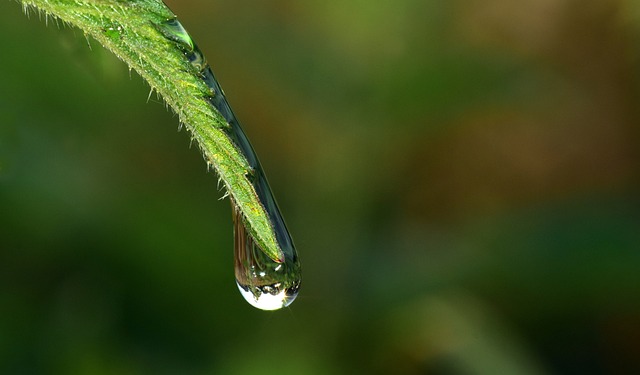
[1,0,640,374]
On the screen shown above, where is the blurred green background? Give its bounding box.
[1,0,640,374]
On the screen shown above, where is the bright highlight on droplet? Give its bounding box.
[236,283,298,311]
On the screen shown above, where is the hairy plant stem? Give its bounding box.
[19,0,284,262]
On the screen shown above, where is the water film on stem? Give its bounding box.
[155,17,301,310]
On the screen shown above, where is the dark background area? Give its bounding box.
[1,0,639,374]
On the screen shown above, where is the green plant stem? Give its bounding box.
[19,0,283,262]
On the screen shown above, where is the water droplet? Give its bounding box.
[188,45,207,72]
[103,22,123,41]
[201,66,222,95]
[156,18,194,50]
[156,18,207,72]
[233,201,301,311]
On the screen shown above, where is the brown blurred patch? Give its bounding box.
[407,106,635,220]
[397,0,640,221]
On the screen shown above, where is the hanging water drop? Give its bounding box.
[233,201,301,311]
